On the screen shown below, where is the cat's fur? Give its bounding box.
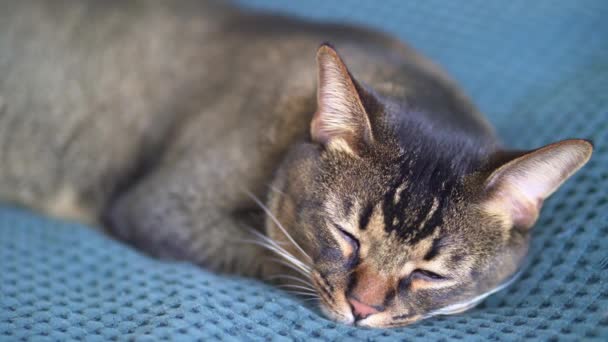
[0,0,592,327]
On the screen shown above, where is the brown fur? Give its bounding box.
[266,46,592,327]
[0,0,593,327]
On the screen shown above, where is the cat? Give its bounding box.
[0,0,592,328]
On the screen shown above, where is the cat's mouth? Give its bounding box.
[311,270,422,328]
[310,270,355,325]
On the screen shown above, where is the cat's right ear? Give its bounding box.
[311,43,373,154]
[481,139,593,230]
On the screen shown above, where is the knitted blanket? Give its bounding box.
[1,0,607,340]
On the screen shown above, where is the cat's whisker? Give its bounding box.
[301,298,320,302]
[238,236,285,255]
[236,233,314,283]
[240,231,311,273]
[244,190,313,263]
[278,283,317,293]
[266,257,311,279]
[259,241,311,274]
[237,238,293,261]
[237,219,315,290]
[248,230,312,274]
[246,229,301,263]
[247,228,289,247]
[271,254,311,274]
[248,229,298,258]
[266,274,314,287]
[267,257,311,278]
[282,289,318,298]
[285,290,320,298]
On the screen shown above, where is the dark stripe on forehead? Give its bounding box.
[423,237,444,261]
[381,156,458,243]
[358,204,374,230]
[343,198,353,216]
[382,192,446,243]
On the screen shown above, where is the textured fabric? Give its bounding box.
[1,1,607,340]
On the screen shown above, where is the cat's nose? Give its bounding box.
[348,297,383,320]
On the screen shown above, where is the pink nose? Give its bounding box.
[348,297,380,320]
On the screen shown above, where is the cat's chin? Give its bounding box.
[355,313,422,328]
[319,303,422,328]
[319,303,355,326]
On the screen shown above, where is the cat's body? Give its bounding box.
[0,0,592,328]
[0,0,488,266]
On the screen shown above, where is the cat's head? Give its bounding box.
[265,44,592,327]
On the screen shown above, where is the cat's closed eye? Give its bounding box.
[411,269,446,281]
[399,269,448,294]
[335,225,359,266]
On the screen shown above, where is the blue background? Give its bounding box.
[1,1,607,340]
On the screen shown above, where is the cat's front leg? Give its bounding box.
[104,165,271,277]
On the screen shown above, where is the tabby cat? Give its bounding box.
[0,1,592,327]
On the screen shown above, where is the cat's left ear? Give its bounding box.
[311,43,374,154]
[482,139,593,229]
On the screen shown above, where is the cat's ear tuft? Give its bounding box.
[311,43,373,154]
[482,139,593,229]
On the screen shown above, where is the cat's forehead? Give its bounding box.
[327,176,456,234]
[326,161,459,235]
[380,175,456,244]
[325,187,460,271]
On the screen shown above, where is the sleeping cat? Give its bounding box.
[0,0,592,328]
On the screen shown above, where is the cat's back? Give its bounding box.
[0,0,496,217]
[0,0,235,213]
[218,11,498,154]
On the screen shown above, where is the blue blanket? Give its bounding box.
[1,1,607,340]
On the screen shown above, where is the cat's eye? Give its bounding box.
[337,226,360,254]
[412,269,446,281]
[400,269,447,290]
[334,226,360,267]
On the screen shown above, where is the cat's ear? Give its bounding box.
[311,43,373,153]
[482,139,593,229]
